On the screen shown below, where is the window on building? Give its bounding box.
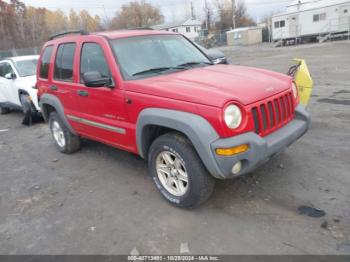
[186,27,191,33]
[313,13,326,22]
[233,33,242,39]
[344,9,348,14]
[274,20,285,28]
[39,45,53,79]
[194,27,198,32]
[172,28,178,32]
[54,43,76,82]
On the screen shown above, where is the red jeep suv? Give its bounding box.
[37,30,310,208]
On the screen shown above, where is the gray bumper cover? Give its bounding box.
[210,105,310,179]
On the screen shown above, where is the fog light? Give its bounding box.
[216,144,249,156]
[232,161,242,175]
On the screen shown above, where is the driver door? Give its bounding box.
[73,41,130,150]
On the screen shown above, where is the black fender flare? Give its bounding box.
[136,108,225,179]
[39,94,76,134]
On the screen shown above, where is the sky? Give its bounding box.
[18,0,295,23]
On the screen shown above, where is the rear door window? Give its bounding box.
[39,46,53,79]
[54,43,76,82]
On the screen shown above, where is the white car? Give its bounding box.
[0,55,40,123]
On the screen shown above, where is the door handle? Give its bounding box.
[77,90,89,97]
[50,85,58,91]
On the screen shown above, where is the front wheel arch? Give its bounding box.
[136,108,224,179]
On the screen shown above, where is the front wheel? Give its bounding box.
[148,132,215,208]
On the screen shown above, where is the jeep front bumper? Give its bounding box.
[209,105,310,179]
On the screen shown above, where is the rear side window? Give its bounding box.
[39,46,53,79]
[80,43,111,83]
[0,62,14,78]
[54,43,76,82]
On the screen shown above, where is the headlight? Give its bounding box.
[292,82,298,99]
[224,104,242,129]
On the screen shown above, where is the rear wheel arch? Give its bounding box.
[18,89,29,98]
[39,94,77,135]
[41,103,56,120]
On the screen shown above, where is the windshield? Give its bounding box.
[110,35,211,80]
[14,59,38,77]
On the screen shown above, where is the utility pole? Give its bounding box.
[204,0,210,30]
[191,1,195,20]
[232,0,236,29]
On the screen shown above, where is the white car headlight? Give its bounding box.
[292,82,298,99]
[224,104,242,129]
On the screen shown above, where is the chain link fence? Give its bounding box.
[195,29,229,48]
[0,47,39,60]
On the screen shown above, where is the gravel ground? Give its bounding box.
[0,41,350,255]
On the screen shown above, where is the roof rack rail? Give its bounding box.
[49,30,89,41]
[129,27,154,30]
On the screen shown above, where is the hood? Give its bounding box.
[15,75,37,86]
[205,49,226,60]
[125,65,292,107]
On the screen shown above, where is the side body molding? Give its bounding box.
[136,108,224,178]
[39,93,77,135]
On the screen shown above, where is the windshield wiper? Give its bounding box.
[177,61,213,67]
[132,66,187,76]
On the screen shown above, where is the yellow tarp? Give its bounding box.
[292,59,314,106]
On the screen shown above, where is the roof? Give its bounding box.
[288,0,349,7]
[45,30,178,44]
[226,27,262,33]
[274,0,350,16]
[96,29,177,39]
[151,18,202,30]
[0,55,39,63]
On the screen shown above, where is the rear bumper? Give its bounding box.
[210,105,310,179]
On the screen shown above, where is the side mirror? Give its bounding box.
[5,72,16,80]
[82,71,113,88]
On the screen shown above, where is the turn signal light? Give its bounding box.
[215,144,249,156]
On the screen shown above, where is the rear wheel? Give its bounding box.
[148,132,215,208]
[49,111,81,154]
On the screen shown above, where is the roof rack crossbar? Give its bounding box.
[49,30,89,41]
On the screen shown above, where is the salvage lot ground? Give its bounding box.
[0,41,350,254]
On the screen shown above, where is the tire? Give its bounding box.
[148,132,215,208]
[0,106,10,115]
[20,94,37,125]
[49,111,81,154]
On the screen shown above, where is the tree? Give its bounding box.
[109,1,164,30]
[69,9,80,30]
[213,0,255,30]
[0,0,102,51]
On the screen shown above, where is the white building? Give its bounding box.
[151,18,202,40]
[272,0,350,42]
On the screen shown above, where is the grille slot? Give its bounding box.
[252,107,260,134]
[251,92,295,136]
